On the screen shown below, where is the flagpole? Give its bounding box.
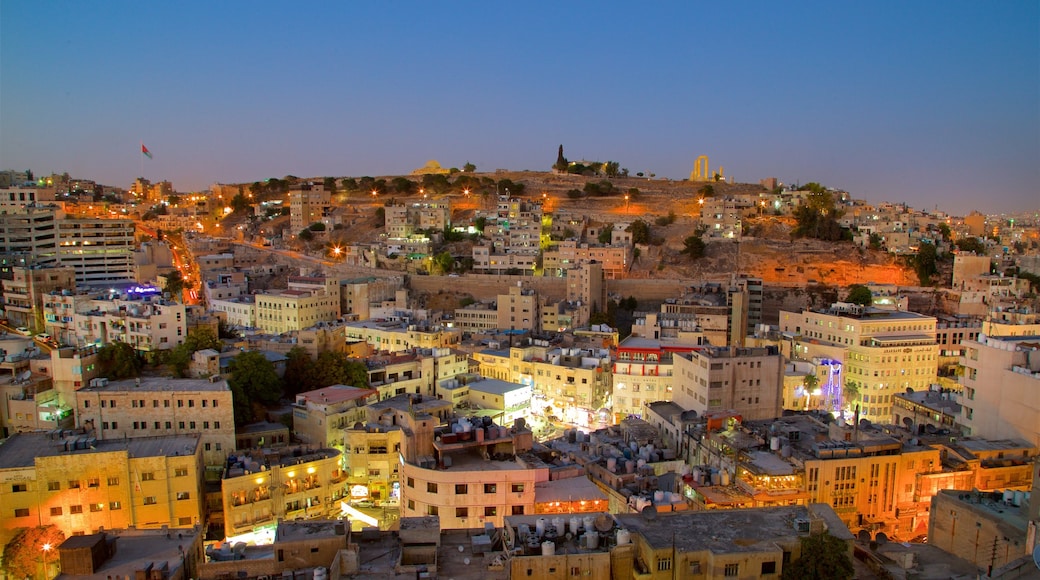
[140,141,144,181]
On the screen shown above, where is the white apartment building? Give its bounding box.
[958,335,1040,447]
[72,293,187,355]
[344,320,462,353]
[610,337,700,421]
[210,296,256,328]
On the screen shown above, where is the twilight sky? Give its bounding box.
[2,1,1037,216]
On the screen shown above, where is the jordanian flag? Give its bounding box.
[141,144,153,159]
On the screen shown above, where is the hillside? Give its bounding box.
[313,171,915,286]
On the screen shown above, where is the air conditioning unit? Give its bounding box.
[793,518,810,533]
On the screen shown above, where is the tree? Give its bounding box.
[780,532,853,580]
[463,162,476,173]
[697,184,715,197]
[231,192,250,213]
[164,270,186,300]
[432,251,454,275]
[391,177,416,195]
[323,176,338,195]
[167,328,222,378]
[283,347,316,396]
[554,145,568,171]
[937,223,951,240]
[682,235,706,259]
[97,341,142,379]
[955,237,987,255]
[598,224,614,244]
[868,232,883,250]
[312,351,369,389]
[3,525,65,580]
[298,228,314,242]
[626,220,651,245]
[340,177,359,193]
[228,350,282,425]
[603,161,620,177]
[913,241,938,285]
[845,285,872,307]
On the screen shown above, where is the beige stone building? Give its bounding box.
[344,320,461,353]
[2,266,76,332]
[610,337,700,422]
[292,385,378,452]
[0,432,204,546]
[779,304,938,422]
[288,182,330,235]
[75,376,235,470]
[255,275,340,334]
[497,284,538,331]
[672,346,785,421]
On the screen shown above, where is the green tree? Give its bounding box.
[913,241,939,285]
[167,328,222,378]
[603,161,620,177]
[432,251,454,275]
[298,228,314,242]
[164,270,186,300]
[463,162,476,173]
[598,224,614,244]
[391,177,417,195]
[937,223,951,240]
[626,220,650,245]
[654,211,676,226]
[3,525,65,580]
[780,532,853,580]
[228,350,283,425]
[697,184,715,197]
[474,216,487,232]
[955,236,987,255]
[868,233,883,250]
[312,351,369,389]
[682,235,706,259]
[97,341,142,379]
[323,176,338,195]
[845,285,873,307]
[283,347,316,396]
[553,144,568,171]
[340,177,359,193]
[231,192,250,213]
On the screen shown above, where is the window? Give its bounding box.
[87,478,99,488]
[427,482,438,493]
[205,443,211,451]
[484,483,497,493]
[11,484,27,493]
[154,422,161,429]
[214,421,220,429]
[176,492,191,500]
[511,483,524,493]
[724,563,739,577]
[407,477,414,488]
[213,399,218,407]
[90,504,103,513]
[140,472,155,481]
[175,468,188,477]
[68,480,80,489]
[164,400,170,408]
[107,477,119,486]
[455,484,468,495]
[14,508,30,518]
[657,558,672,571]
[689,562,702,574]
[110,501,122,510]
[484,506,497,517]
[407,500,415,510]
[177,400,184,408]
[50,507,63,516]
[189,421,196,429]
[188,400,195,408]
[153,400,159,408]
[179,421,185,429]
[456,507,468,518]
[179,517,192,526]
[427,506,438,516]
[70,505,83,514]
[761,561,777,575]
[512,505,524,515]
[48,481,60,491]
[204,422,209,429]
[143,496,157,505]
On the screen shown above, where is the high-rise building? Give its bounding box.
[672,346,785,421]
[958,335,1040,447]
[289,182,330,236]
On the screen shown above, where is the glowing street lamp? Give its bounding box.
[41,543,52,580]
[624,194,630,214]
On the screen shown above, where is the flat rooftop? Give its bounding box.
[616,504,852,554]
[0,432,200,469]
[533,476,608,504]
[297,385,376,405]
[83,376,229,392]
[275,519,347,542]
[467,377,527,396]
[57,528,201,580]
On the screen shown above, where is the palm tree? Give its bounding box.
[803,373,819,411]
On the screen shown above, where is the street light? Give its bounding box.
[624,194,630,214]
[41,543,52,580]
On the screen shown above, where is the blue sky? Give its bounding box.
[2,1,1037,215]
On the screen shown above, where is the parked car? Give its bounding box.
[14,327,31,336]
[34,333,54,345]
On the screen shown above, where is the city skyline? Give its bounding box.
[1,1,1037,215]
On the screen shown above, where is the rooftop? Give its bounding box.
[297,384,377,406]
[57,527,201,580]
[467,377,528,397]
[83,376,229,392]
[533,476,608,504]
[274,519,347,542]
[616,504,852,553]
[0,432,200,469]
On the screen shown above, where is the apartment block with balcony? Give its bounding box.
[221,445,346,538]
[74,294,187,356]
[0,432,204,547]
[289,182,330,235]
[1,266,76,331]
[611,337,700,421]
[344,320,461,354]
[292,385,378,452]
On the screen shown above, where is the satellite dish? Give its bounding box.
[902,417,914,430]
[1032,545,1040,570]
[857,530,871,542]
[18,370,31,382]
[640,506,658,521]
[875,532,889,545]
